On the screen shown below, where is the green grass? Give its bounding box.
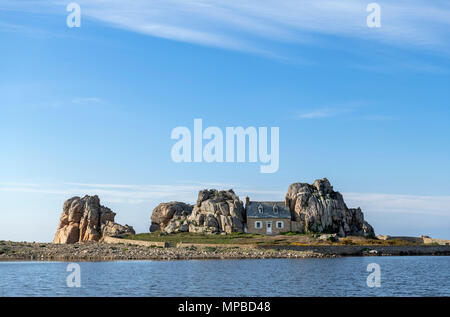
[279,231,319,237]
[123,232,262,246]
[280,231,301,236]
[385,239,420,246]
[122,231,419,248]
[336,238,421,246]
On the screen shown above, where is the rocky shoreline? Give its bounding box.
[1,241,449,261]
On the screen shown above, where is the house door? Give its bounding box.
[266,221,272,234]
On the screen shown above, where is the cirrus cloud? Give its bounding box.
[2,0,450,58]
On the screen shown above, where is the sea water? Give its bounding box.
[0,256,448,296]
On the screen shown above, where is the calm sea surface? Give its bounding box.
[0,256,449,296]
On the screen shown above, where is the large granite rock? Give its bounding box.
[285,178,375,238]
[150,202,193,233]
[150,189,245,234]
[188,189,245,234]
[53,195,135,244]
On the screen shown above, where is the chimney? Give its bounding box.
[245,196,250,207]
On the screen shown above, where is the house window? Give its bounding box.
[276,221,284,229]
[255,221,262,229]
[258,204,263,214]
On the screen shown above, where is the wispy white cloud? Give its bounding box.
[299,107,353,119]
[0,21,49,37]
[344,192,450,217]
[83,0,450,52]
[297,103,395,121]
[0,182,242,205]
[2,0,450,58]
[1,182,448,218]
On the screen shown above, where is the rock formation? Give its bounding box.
[150,189,246,234]
[188,189,245,234]
[150,202,193,233]
[149,180,374,237]
[285,178,375,237]
[53,195,135,244]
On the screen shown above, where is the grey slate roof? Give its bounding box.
[246,201,291,219]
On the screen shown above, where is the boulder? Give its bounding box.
[362,249,380,256]
[150,189,246,234]
[318,233,338,242]
[101,221,135,238]
[187,189,245,234]
[285,178,375,238]
[53,195,135,244]
[150,202,193,232]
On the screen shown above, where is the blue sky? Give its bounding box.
[1,0,450,241]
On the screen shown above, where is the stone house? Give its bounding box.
[245,197,292,235]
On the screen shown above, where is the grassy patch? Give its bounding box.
[340,239,355,245]
[122,232,420,247]
[123,232,262,246]
[385,239,417,246]
[280,231,318,238]
[336,238,420,246]
[280,232,301,236]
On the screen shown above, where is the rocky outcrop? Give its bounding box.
[188,189,246,234]
[285,178,375,238]
[150,202,193,233]
[148,180,373,237]
[101,221,135,238]
[53,195,135,244]
[150,189,246,234]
